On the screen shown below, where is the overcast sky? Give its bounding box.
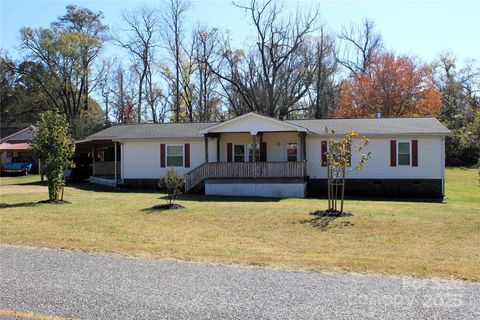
[1,0,479,64]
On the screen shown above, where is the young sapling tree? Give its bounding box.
[158,168,185,208]
[324,128,371,214]
[30,111,75,202]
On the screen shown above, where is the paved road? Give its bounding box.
[0,246,479,320]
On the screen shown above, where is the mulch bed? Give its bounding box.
[311,210,353,218]
[38,200,71,204]
[149,203,185,210]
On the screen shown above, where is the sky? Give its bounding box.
[1,0,479,65]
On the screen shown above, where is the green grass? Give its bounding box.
[1,168,479,280]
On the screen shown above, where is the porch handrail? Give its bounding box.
[92,161,121,176]
[184,161,307,192]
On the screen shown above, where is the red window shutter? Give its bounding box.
[412,140,418,167]
[390,140,397,167]
[260,142,267,162]
[160,144,166,168]
[184,143,190,168]
[227,143,233,162]
[346,144,351,167]
[321,141,328,167]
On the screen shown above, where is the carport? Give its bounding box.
[75,139,121,187]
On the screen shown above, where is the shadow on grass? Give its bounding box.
[141,203,186,213]
[299,211,354,231]
[0,179,47,187]
[176,194,282,203]
[65,182,162,194]
[0,202,39,209]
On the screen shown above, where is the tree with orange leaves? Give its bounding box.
[335,52,442,118]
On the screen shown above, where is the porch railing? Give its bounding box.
[184,161,307,192]
[92,161,121,177]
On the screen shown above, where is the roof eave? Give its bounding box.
[308,132,452,137]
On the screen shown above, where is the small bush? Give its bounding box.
[158,168,185,206]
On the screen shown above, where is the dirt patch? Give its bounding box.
[311,210,353,218]
[299,210,354,231]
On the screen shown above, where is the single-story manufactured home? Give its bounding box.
[77,113,451,198]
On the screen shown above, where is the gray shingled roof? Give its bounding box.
[86,122,216,140]
[288,118,451,135]
[85,117,450,141]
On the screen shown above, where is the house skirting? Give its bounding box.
[205,178,307,198]
[90,176,119,187]
[307,179,443,199]
[123,179,159,189]
[122,177,443,199]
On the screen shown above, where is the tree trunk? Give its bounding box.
[48,182,59,201]
[340,165,346,213]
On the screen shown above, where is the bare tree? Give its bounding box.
[162,0,191,123]
[308,28,339,118]
[110,65,137,124]
[116,6,160,123]
[337,18,383,76]
[208,0,319,119]
[97,58,116,125]
[180,38,197,122]
[193,26,221,121]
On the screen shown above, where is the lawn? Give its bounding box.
[1,168,479,281]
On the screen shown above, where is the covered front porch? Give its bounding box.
[185,113,309,197]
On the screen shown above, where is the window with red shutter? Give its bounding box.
[390,140,397,167]
[412,140,418,167]
[260,142,267,162]
[184,143,190,168]
[321,141,328,166]
[227,143,232,162]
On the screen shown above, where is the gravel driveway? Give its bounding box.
[0,245,478,319]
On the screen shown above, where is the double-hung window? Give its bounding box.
[233,144,245,162]
[248,144,260,162]
[287,143,297,162]
[166,145,184,167]
[397,141,411,166]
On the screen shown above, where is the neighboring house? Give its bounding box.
[77,113,451,198]
[0,126,36,165]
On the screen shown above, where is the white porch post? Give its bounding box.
[300,132,307,161]
[251,134,257,162]
[204,134,209,162]
[216,134,221,162]
[114,142,117,186]
[92,143,95,176]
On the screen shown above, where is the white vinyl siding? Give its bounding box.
[121,134,444,181]
[306,135,443,179]
[122,139,206,179]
